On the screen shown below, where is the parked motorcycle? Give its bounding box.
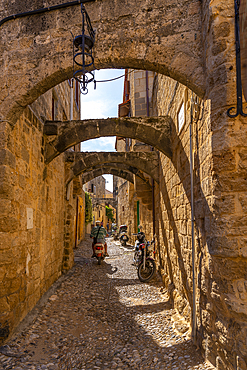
[133,230,156,282]
[111,224,119,240]
[93,240,106,265]
[119,225,129,246]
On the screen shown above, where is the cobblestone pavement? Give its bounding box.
[0,236,215,370]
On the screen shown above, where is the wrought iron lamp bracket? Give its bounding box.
[72,3,96,95]
[227,0,247,117]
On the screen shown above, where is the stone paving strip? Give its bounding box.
[0,237,215,370]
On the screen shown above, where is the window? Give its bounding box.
[122,206,124,212]
[91,184,94,193]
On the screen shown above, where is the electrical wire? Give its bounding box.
[95,69,135,83]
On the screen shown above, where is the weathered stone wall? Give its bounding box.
[129,70,154,117]
[153,69,247,369]
[115,137,154,244]
[84,176,106,199]
[0,107,65,341]
[116,177,153,245]
[0,78,82,342]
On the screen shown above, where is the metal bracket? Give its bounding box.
[227,0,247,118]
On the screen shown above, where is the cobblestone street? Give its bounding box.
[0,237,215,370]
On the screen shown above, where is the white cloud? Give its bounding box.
[80,69,124,119]
[81,99,118,119]
[80,137,116,152]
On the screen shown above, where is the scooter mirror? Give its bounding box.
[138,225,143,229]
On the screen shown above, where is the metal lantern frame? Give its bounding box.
[73,3,96,95]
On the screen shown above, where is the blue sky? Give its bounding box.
[80,69,124,191]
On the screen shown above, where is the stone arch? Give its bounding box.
[0,0,205,123]
[65,151,159,184]
[80,162,152,186]
[81,166,135,185]
[45,117,171,163]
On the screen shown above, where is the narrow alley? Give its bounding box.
[0,237,215,370]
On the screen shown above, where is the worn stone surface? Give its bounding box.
[44,117,172,163]
[65,151,160,185]
[0,236,215,370]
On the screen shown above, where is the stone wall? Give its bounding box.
[117,60,247,368]
[153,71,247,369]
[84,176,106,199]
[0,79,82,342]
[0,107,65,341]
[116,176,153,245]
[115,137,154,245]
[84,176,108,227]
[129,70,155,117]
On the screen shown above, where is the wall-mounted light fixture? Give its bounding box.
[72,3,96,95]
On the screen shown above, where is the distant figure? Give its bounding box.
[106,222,109,232]
[101,221,103,227]
[90,220,109,257]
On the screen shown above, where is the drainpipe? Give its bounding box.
[146,71,156,240]
[146,71,150,117]
[70,79,74,121]
[190,93,196,344]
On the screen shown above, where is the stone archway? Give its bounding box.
[80,162,152,186]
[44,117,171,163]
[65,150,159,184]
[81,166,135,186]
[0,0,205,123]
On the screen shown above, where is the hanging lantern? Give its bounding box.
[73,3,95,95]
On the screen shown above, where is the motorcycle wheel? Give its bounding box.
[133,252,139,267]
[98,257,102,265]
[137,259,156,282]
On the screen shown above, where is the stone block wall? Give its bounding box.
[0,108,65,341]
[0,79,82,342]
[85,176,106,199]
[116,172,153,245]
[129,70,155,117]
[153,69,247,369]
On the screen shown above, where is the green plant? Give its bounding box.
[85,192,93,225]
[105,205,115,222]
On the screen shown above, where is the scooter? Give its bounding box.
[119,225,129,246]
[112,224,119,240]
[133,230,156,282]
[93,241,106,265]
